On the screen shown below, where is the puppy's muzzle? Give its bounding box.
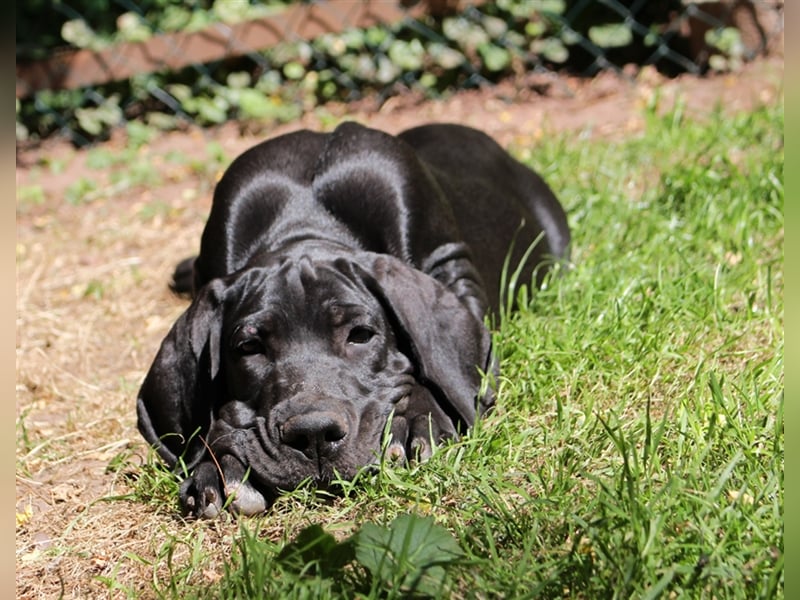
[280,409,349,460]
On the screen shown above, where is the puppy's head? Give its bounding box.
[137,249,494,501]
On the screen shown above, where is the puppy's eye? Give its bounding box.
[347,326,375,345]
[235,338,265,355]
[232,325,265,355]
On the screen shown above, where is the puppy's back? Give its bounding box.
[398,123,570,309]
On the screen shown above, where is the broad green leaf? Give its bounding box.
[355,513,463,595]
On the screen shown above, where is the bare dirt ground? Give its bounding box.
[16,54,783,598]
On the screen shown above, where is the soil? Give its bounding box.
[15,54,783,598]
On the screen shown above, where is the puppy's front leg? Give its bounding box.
[219,454,268,516]
[179,454,267,518]
[387,385,458,464]
[179,411,269,518]
[179,460,224,519]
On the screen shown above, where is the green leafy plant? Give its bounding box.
[356,514,465,596]
[211,513,464,598]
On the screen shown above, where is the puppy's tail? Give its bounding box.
[169,256,196,298]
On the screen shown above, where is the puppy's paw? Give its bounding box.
[169,256,196,297]
[408,411,455,463]
[392,386,458,464]
[225,479,268,516]
[179,461,224,519]
[220,455,268,516]
[386,414,409,464]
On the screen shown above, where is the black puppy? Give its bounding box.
[137,122,569,517]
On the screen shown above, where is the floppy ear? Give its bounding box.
[357,254,496,431]
[137,278,227,470]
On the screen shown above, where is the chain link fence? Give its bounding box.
[16,0,783,147]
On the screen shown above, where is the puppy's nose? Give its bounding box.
[281,411,348,458]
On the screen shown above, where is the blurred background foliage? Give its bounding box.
[16,0,779,145]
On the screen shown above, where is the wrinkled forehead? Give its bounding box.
[225,256,376,321]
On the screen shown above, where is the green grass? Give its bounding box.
[124,100,783,598]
